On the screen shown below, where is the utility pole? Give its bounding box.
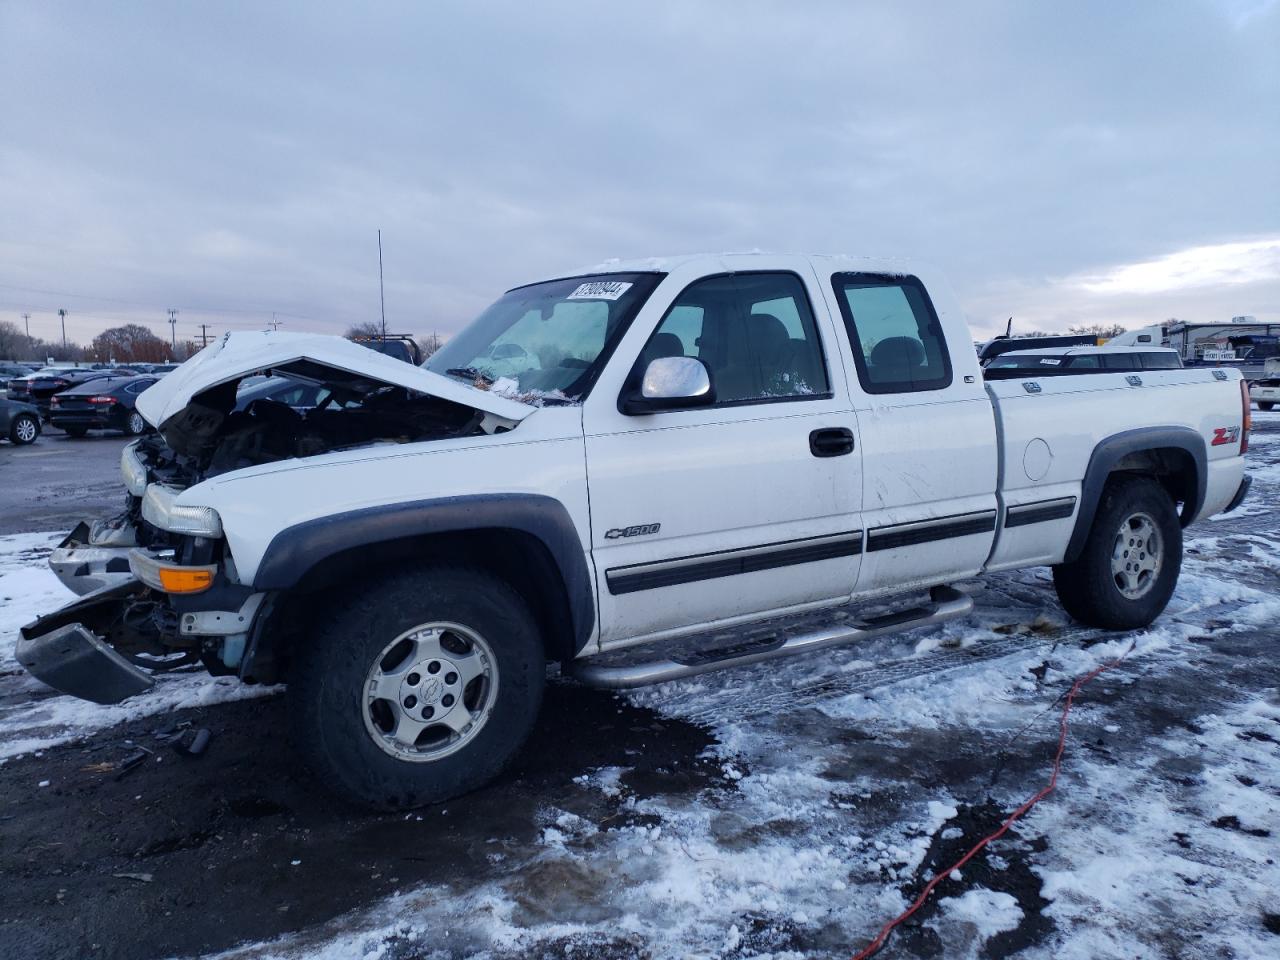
[378,228,387,340]
[58,309,67,351]
[199,324,211,348]
[268,312,282,332]
[167,308,179,348]
[21,313,31,338]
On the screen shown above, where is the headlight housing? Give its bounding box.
[141,484,223,537]
[120,440,148,497]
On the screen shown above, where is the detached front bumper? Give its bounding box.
[49,518,140,596]
[16,581,155,704]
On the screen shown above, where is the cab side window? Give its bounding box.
[833,274,951,393]
[1101,353,1138,370]
[638,272,830,404]
[1140,352,1181,370]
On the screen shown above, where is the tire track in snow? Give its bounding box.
[650,629,1076,727]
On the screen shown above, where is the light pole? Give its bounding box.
[58,309,67,352]
[378,228,387,340]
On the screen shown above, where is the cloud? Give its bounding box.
[1067,238,1280,296]
[0,1,1277,349]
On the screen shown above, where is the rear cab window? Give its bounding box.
[832,273,951,393]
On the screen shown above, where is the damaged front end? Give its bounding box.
[19,331,534,704]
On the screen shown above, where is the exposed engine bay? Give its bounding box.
[149,360,489,484]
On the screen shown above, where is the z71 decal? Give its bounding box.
[605,523,661,539]
[1211,426,1240,446]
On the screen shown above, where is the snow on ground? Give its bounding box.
[6,411,1280,959]
[0,533,278,762]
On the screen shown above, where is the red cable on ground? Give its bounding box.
[850,641,1136,960]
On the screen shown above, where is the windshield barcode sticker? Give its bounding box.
[568,281,633,301]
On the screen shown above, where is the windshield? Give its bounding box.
[425,273,663,400]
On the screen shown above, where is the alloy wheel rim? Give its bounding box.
[129,413,144,433]
[15,418,36,442]
[361,621,498,762]
[1111,511,1162,600]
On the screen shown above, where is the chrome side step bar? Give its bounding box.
[569,585,972,689]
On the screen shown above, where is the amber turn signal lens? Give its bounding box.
[156,566,214,594]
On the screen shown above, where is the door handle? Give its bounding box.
[809,427,855,458]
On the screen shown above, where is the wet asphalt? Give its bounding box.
[0,428,134,535]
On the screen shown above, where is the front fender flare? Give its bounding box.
[251,494,595,652]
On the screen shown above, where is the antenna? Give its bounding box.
[167,308,179,348]
[378,228,387,340]
[1005,317,1013,338]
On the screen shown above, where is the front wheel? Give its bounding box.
[289,566,544,810]
[1052,475,1181,630]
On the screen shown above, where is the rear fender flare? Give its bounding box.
[1064,427,1206,563]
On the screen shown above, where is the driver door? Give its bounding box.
[582,263,863,648]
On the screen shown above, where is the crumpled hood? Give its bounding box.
[135,331,533,427]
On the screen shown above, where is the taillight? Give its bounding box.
[87,396,117,405]
[1241,379,1251,454]
[51,379,68,387]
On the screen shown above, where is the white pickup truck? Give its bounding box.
[17,254,1252,809]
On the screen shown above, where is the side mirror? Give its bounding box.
[621,356,715,414]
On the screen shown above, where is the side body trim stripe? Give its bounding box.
[605,532,862,596]
[603,497,1077,596]
[866,510,997,552]
[1004,497,1077,528]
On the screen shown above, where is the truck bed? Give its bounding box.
[985,368,1246,573]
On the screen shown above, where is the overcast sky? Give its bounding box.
[2,1,1277,349]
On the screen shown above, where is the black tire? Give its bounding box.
[1052,475,1181,630]
[9,413,39,445]
[1259,402,1274,411]
[124,410,147,435]
[62,425,88,438]
[289,566,544,810]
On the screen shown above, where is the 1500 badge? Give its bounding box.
[605,523,661,539]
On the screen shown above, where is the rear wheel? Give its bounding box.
[125,410,146,435]
[62,425,88,438]
[9,414,39,445]
[289,566,544,810]
[1052,475,1181,630]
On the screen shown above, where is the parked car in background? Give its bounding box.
[6,367,124,417]
[131,363,181,375]
[983,346,1182,380]
[48,375,157,437]
[1250,358,1280,410]
[978,333,1096,364]
[0,396,41,445]
[0,362,34,381]
[350,333,423,365]
[233,375,339,413]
